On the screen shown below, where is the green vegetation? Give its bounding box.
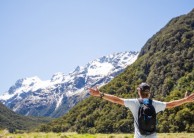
[1,131,194,138]
[39,9,194,133]
[0,102,52,132]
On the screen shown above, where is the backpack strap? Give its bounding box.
[148,99,153,105]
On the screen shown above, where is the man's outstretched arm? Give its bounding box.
[166,92,194,109]
[88,87,124,106]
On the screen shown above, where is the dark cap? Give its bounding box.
[138,82,150,93]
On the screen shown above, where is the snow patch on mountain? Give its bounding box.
[87,62,113,76]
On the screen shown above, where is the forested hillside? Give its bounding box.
[39,9,194,133]
[0,102,51,132]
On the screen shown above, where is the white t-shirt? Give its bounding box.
[124,99,166,138]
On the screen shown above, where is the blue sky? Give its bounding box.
[0,1,194,93]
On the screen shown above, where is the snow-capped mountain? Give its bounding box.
[0,51,139,117]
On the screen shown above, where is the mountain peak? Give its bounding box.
[72,66,84,73]
[51,72,64,83]
[8,76,41,94]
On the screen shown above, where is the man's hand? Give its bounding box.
[185,92,194,103]
[88,87,101,97]
[166,92,194,109]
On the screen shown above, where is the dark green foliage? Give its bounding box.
[157,69,194,133]
[39,9,194,133]
[0,102,51,132]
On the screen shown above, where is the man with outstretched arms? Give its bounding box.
[89,82,194,138]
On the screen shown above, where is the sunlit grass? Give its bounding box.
[0,131,194,138]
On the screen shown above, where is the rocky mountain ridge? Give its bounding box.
[0,51,138,117]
